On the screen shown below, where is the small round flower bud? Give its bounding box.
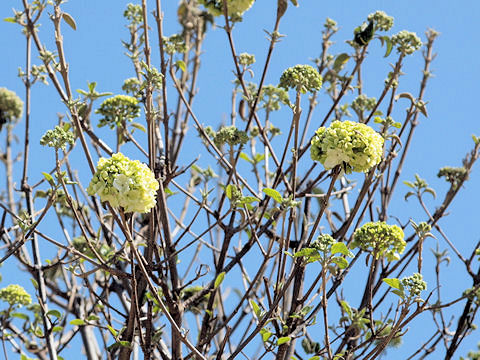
[310,120,384,173]
[352,222,405,261]
[391,30,422,55]
[279,65,322,94]
[87,153,159,213]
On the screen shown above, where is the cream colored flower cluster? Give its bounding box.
[0,284,31,307]
[87,153,159,213]
[310,120,384,173]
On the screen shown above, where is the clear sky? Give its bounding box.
[1,0,479,358]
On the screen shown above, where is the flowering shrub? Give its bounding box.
[310,120,384,173]
[352,221,406,261]
[87,153,159,213]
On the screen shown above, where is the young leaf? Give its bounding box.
[383,277,402,290]
[333,53,350,71]
[331,242,354,257]
[42,172,55,186]
[239,152,253,164]
[176,60,186,72]
[250,299,261,318]
[262,188,283,203]
[277,336,291,345]
[62,12,77,31]
[214,272,225,289]
[260,328,273,342]
[47,309,62,319]
[331,256,349,269]
[70,319,86,326]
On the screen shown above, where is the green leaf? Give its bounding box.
[309,357,321,360]
[331,242,354,257]
[403,180,414,188]
[340,300,353,318]
[333,53,350,71]
[225,184,237,200]
[381,36,393,57]
[30,278,39,289]
[277,336,291,345]
[62,12,77,31]
[47,309,62,319]
[262,188,283,203]
[214,272,225,289]
[239,152,253,164]
[42,172,55,186]
[250,299,261,318]
[117,341,131,348]
[107,325,118,337]
[87,315,100,321]
[294,248,318,258]
[392,289,405,299]
[4,17,16,23]
[11,312,29,321]
[52,326,63,333]
[383,278,402,290]
[70,319,86,326]
[176,60,186,72]
[260,328,272,342]
[331,256,349,269]
[130,122,146,132]
[425,188,436,199]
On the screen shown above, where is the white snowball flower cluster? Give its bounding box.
[87,153,159,213]
[310,120,384,173]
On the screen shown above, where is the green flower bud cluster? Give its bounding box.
[199,0,254,17]
[163,34,187,55]
[213,125,249,147]
[324,18,338,31]
[122,77,142,96]
[391,30,422,55]
[311,234,335,253]
[351,94,377,114]
[401,273,427,298]
[238,52,256,66]
[0,87,23,129]
[352,222,405,261]
[437,166,467,190]
[0,284,32,307]
[124,3,143,26]
[367,10,394,31]
[95,95,141,129]
[87,153,159,213]
[259,85,290,111]
[279,65,323,94]
[310,120,384,173]
[40,125,75,151]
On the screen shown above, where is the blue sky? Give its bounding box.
[1,0,480,358]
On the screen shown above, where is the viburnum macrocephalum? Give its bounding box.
[310,120,384,173]
[352,221,406,261]
[87,153,159,213]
